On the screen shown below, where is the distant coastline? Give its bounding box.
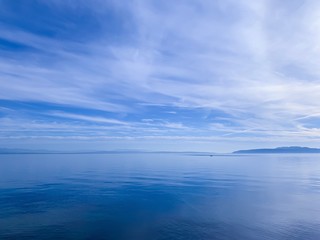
[2,146,320,155]
[233,146,320,154]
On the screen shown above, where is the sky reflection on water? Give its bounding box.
[0,153,320,239]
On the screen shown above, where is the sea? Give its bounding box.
[0,153,320,240]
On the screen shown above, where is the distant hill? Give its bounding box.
[233,146,320,154]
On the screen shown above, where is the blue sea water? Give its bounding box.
[0,153,320,240]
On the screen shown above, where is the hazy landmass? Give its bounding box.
[2,146,320,155]
[233,146,320,154]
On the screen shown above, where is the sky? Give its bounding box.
[1,0,320,153]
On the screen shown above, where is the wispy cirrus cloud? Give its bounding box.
[49,112,130,125]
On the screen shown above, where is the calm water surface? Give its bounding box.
[0,153,320,239]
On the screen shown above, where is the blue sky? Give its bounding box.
[1,0,320,152]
